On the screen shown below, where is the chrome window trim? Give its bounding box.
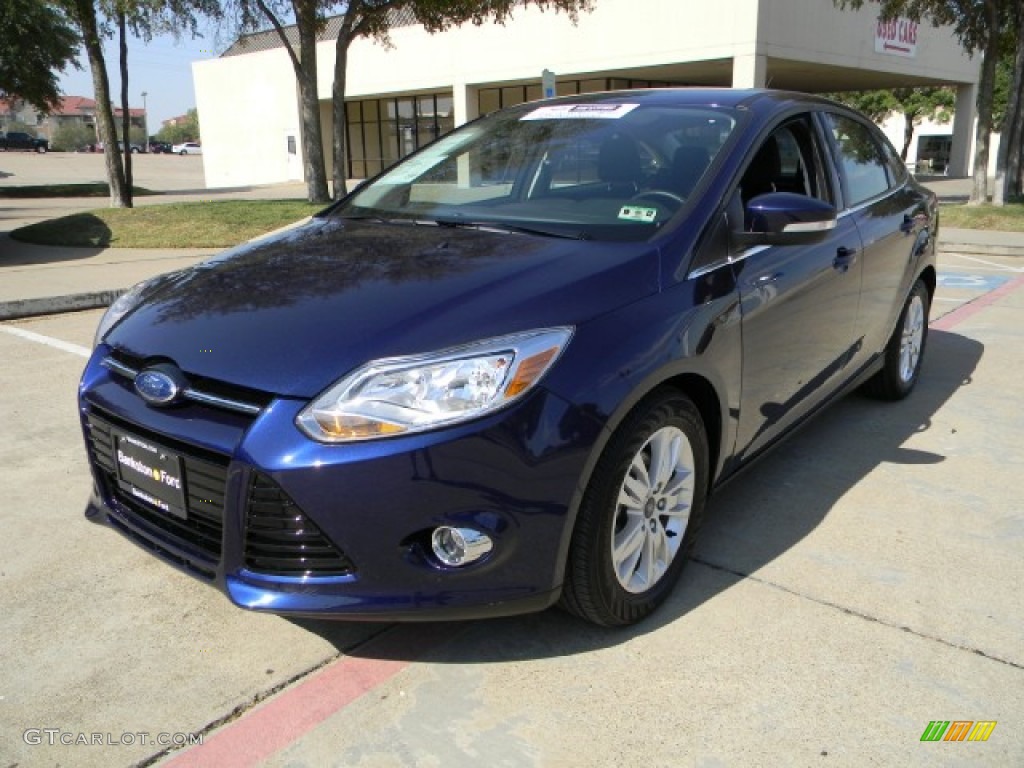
[688,245,770,280]
[101,356,264,416]
[836,179,905,220]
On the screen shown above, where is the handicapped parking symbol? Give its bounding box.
[937,273,1010,290]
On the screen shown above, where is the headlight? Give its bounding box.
[92,274,172,347]
[296,327,573,442]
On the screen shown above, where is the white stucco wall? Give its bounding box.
[194,0,978,189]
[193,48,302,189]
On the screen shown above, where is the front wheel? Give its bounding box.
[864,279,930,400]
[179,150,187,156]
[561,391,709,626]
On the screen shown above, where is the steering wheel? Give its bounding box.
[628,190,685,207]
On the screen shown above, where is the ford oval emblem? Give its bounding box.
[135,369,180,405]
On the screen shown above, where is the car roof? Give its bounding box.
[508,87,842,113]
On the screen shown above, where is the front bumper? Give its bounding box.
[79,347,601,620]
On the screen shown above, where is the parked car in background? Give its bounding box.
[0,131,49,152]
[80,89,937,627]
[148,141,172,154]
[172,142,201,155]
[118,141,142,154]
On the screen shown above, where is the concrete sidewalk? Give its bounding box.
[0,183,310,320]
[0,181,1022,321]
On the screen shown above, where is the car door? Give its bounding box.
[732,116,864,461]
[821,112,927,364]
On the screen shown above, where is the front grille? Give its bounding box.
[105,347,273,416]
[245,473,356,577]
[85,412,228,564]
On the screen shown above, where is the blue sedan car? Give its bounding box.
[80,89,936,626]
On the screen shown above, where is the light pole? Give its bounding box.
[141,91,148,153]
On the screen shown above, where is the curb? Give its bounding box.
[0,289,123,322]
[936,242,1024,258]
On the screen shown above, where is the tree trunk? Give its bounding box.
[969,2,1000,205]
[293,1,330,203]
[993,7,1024,205]
[118,10,133,207]
[332,26,353,200]
[901,112,913,161]
[71,0,128,208]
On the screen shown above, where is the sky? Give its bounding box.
[57,21,235,131]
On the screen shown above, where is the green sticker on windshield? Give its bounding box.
[618,206,658,223]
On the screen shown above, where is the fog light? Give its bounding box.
[431,526,493,567]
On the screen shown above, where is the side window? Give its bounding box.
[825,113,891,207]
[740,116,830,205]
[878,135,909,186]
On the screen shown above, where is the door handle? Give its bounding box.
[749,272,783,286]
[834,247,858,272]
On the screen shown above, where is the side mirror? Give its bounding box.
[733,192,837,247]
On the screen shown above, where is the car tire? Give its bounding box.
[864,279,930,401]
[37,146,47,154]
[561,390,709,626]
[180,150,187,156]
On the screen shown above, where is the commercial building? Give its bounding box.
[193,0,979,189]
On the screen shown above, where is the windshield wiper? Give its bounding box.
[425,217,589,240]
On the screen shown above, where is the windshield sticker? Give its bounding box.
[618,205,658,223]
[521,104,639,121]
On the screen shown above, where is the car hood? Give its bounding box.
[106,217,660,397]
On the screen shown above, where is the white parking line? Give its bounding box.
[0,324,90,358]
[948,254,1024,272]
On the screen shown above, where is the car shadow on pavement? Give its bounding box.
[293,329,983,662]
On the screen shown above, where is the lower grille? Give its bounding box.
[245,473,356,577]
[85,412,228,564]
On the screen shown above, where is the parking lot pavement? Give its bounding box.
[0,310,387,768]
[1,267,1021,767]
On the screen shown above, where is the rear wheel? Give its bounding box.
[864,279,929,400]
[561,391,709,626]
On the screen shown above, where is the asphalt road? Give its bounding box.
[1,253,1022,767]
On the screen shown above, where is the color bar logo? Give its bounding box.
[921,721,997,742]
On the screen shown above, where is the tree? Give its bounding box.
[835,0,1015,205]
[58,1,220,208]
[328,1,594,199]
[225,1,592,203]
[155,107,200,143]
[0,0,80,113]
[62,0,129,207]
[825,87,955,161]
[51,121,96,151]
[992,6,1024,204]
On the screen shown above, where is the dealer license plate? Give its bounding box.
[113,431,187,519]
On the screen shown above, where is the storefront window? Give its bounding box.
[344,91,456,179]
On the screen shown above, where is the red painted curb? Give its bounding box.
[931,273,1024,331]
[164,624,456,768]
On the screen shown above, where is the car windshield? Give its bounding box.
[335,100,738,241]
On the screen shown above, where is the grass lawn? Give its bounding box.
[939,202,1024,232]
[10,200,327,248]
[0,183,157,198]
